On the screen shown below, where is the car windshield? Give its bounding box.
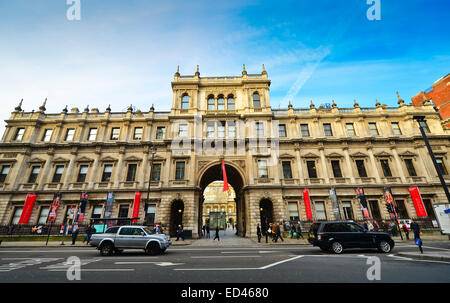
[348,223,364,232]
[143,228,155,235]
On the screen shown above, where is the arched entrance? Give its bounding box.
[198,161,246,237]
[259,198,274,235]
[170,199,184,237]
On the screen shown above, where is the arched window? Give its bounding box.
[253,92,261,108]
[217,95,225,110]
[181,94,189,109]
[227,95,235,110]
[207,96,215,110]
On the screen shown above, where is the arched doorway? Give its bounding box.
[198,161,246,237]
[170,199,184,237]
[259,198,274,235]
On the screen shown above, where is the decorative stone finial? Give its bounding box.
[62,105,68,114]
[39,98,47,112]
[127,104,133,112]
[84,105,89,112]
[262,64,267,75]
[106,104,111,112]
[332,100,337,108]
[376,99,381,107]
[242,64,247,76]
[150,104,155,112]
[353,99,360,108]
[310,100,315,109]
[397,91,405,106]
[15,99,23,112]
[195,65,200,76]
[288,100,293,109]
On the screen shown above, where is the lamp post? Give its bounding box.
[413,116,450,203]
[145,145,157,225]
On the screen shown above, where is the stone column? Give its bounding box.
[391,147,407,183]
[38,153,54,190]
[113,149,125,188]
[295,147,305,184]
[319,147,330,183]
[367,147,381,183]
[343,147,355,183]
[64,151,78,190]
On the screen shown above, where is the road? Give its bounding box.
[0,241,449,283]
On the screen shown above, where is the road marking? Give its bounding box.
[174,255,303,271]
[114,261,184,266]
[40,258,102,270]
[191,256,261,258]
[48,269,135,272]
[0,258,61,272]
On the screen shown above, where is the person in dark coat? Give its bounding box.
[275,223,284,242]
[297,222,304,239]
[213,226,220,241]
[257,224,262,243]
[176,225,184,241]
[71,227,80,245]
[206,223,210,239]
[290,224,296,239]
[83,225,95,244]
[410,220,423,254]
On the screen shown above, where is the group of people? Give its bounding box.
[257,222,289,243]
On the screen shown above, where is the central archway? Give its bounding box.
[197,161,247,237]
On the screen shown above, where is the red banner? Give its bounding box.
[303,189,313,220]
[132,192,141,222]
[19,194,37,224]
[409,187,427,217]
[222,159,229,192]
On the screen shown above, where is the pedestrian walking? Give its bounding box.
[176,224,185,241]
[410,220,423,254]
[71,226,79,245]
[202,225,206,238]
[373,220,380,232]
[290,224,296,239]
[401,223,410,240]
[297,222,303,239]
[206,223,210,238]
[213,226,220,241]
[83,225,95,244]
[257,224,262,243]
[275,223,284,242]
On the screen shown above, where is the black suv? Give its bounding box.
[308,221,395,254]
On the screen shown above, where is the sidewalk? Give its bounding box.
[398,251,450,262]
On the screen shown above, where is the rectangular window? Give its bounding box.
[404,159,417,177]
[419,121,430,133]
[380,159,392,177]
[258,160,268,178]
[346,123,356,136]
[102,164,113,182]
[42,129,53,142]
[288,202,299,221]
[342,201,354,220]
[65,128,75,141]
[118,205,130,218]
[227,121,236,138]
[88,128,98,141]
[423,199,435,219]
[369,200,382,220]
[28,166,40,183]
[355,160,368,178]
[133,127,143,140]
[323,123,333,136]
[14,128,25,141]
[38,206,50,224]
[218,121,225,138]
[255,122,264,137]
[77,165,89,183]
[282,161,292,179]
[331,160,343,178]
[206,122,215,138]
[0,165,11,183]
[110,128,120,140]
[300,124,310,137]
[91,205,103,219]
[436,158,448,175]
[126,164,137,182]
[11,207,23,224]
[145,204,156,225]
[369,123,379,136]
[175,162,185,180]
[178,124,188,137]
[279,124,287,137]
[391,122,402,135]
[151,163,162,181]
[52,165,65,183]
[156,127,166,139]
[315,201,327,220]
[307,161,318,178]
[395,200,409,219]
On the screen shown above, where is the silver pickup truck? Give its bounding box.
[90,225,171,256]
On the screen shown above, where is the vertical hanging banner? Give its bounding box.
[19,194,37,224]
[132,192,141,222]
[356,188,370,218]
[408,187,428,217]
[104,192,115,219]
[47,193,61,223]
[222,159,229,192]
[303,189,313,220]
[77,192,88,223]
[330,188,341,221]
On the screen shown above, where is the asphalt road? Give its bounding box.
[0,242,449,283]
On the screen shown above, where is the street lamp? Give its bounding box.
[145,145,157,225]
[413,116,450,203]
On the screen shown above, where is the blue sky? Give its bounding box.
[0,0,449,132]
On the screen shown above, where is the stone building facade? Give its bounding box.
[1,66,449,238]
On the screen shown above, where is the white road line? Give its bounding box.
[191,256,261,258]
[48,269,135,272]
[174,255,303,271]
[114,261,184,266]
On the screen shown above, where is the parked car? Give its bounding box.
[308,221,395,254]
[90,225,172,256]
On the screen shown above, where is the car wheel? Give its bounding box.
[100,242,114,256]
[377,240,392,253]
[331,241,344,254]
[146,242,161,256]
